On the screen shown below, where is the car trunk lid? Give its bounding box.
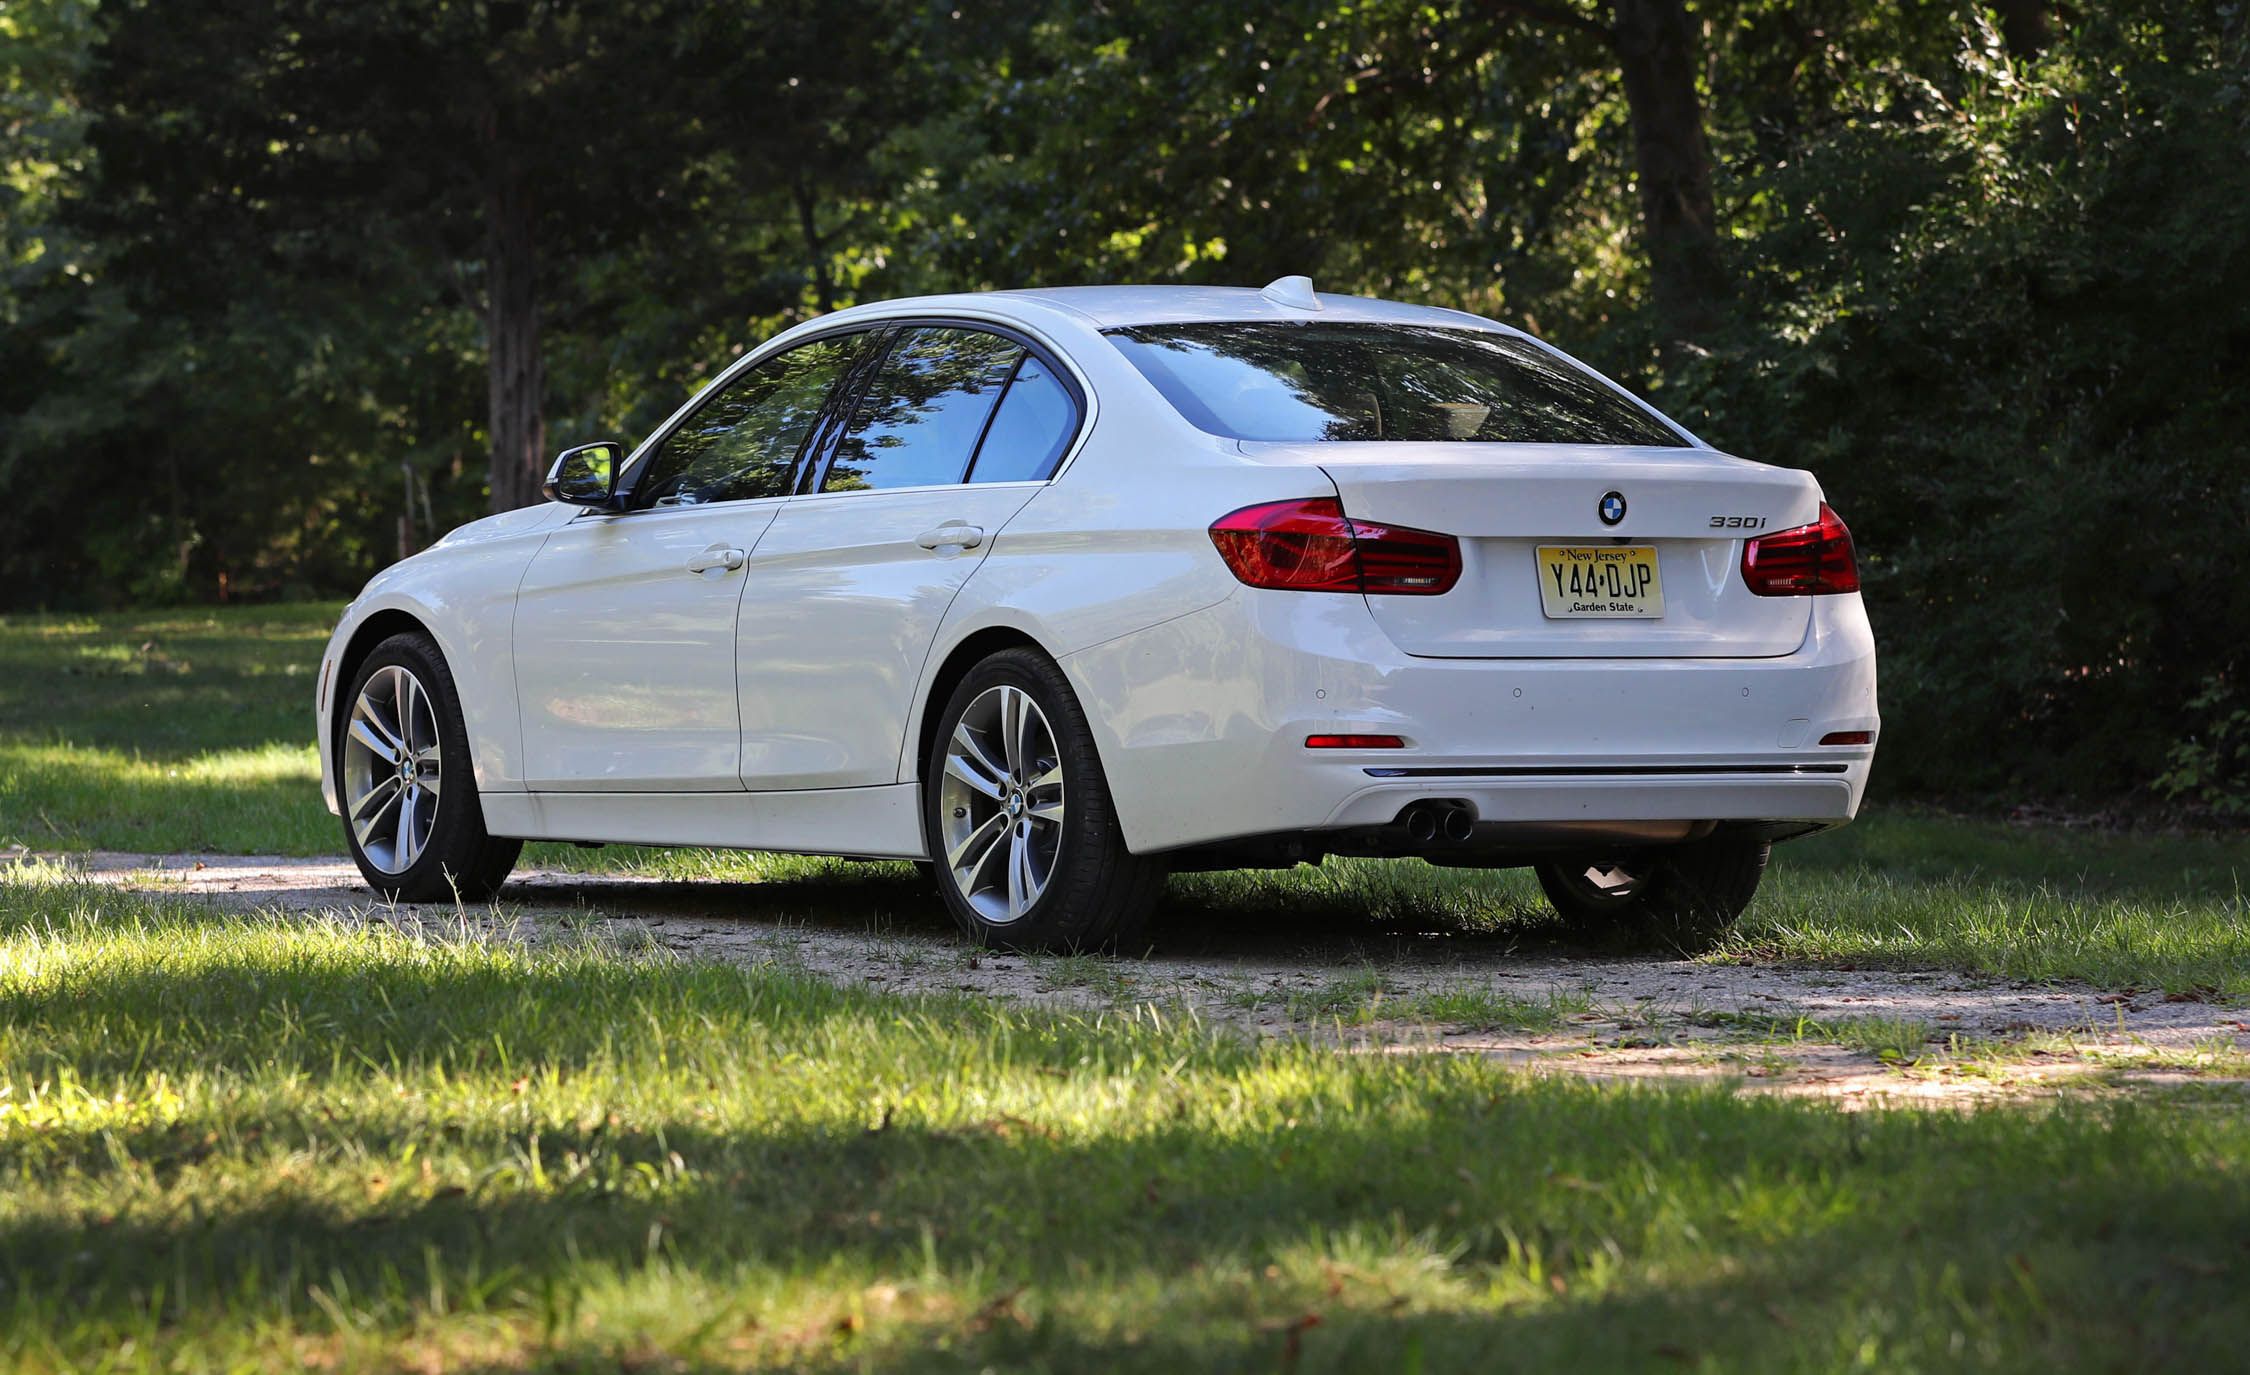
[1240,441,1820,658]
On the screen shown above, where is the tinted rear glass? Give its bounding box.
[969,356,1078,483]
[1107,323,1687,446]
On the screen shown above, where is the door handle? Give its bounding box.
[685,544,746,574]
[915,523,985,552]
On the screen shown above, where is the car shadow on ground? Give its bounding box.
[512,863,1606,967]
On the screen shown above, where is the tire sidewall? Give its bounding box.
[921,652,1098,946]
[338,633,485,901]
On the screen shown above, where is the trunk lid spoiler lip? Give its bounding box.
[1233,438,1796,481]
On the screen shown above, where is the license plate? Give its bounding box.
[1535,545,1664,619]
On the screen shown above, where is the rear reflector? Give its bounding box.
[1305,734,1406,749]
[1210,497,1460,596]
[1742,502,1860,596]
[1818,730,1873,746]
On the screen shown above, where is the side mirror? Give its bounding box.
[543,441,625,509]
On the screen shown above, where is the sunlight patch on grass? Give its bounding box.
[0,740,326,853]
[1739,867,2250,997]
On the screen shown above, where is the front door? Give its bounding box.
[512,330,875,791]
[514,504,776,790]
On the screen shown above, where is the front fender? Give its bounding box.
[316,504,572,813]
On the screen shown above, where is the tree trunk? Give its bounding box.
[793,178,836,315]
[483,155,545,512]
[1612,0,1722,344]
[1992,0,2049,57]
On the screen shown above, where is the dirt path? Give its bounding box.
[43,851,2250,1105]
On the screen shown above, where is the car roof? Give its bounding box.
[813,285,1525,335]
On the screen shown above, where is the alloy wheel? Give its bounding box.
[342,664,443,875]
[937,684,1066,924]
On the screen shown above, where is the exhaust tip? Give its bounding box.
[1402,805,1439,844]
[1440,805,1476,843]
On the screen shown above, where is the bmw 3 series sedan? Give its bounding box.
[317,277,1878,951]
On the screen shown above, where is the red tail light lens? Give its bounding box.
[1305,734,1406,749]
[1742,502,1860,596]
[1209,498,1461,596]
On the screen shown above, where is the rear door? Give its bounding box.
[512,331,872,790]
[734,323,1080,790]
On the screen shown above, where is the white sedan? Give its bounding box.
[317,278,1878,951]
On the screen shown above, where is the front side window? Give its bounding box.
[1106,322,1688,447]
[631,333,870,509]
[824,327,1024,493]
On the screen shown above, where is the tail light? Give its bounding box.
[1305,734,1406,749]
[1209,497,1461,596]
[1742,502,1860,596]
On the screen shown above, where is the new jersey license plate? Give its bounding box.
[1535,545,1664,619]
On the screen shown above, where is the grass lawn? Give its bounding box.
[0,605,341,855]
[4,604,2247,995]
[3,871,2247,1372]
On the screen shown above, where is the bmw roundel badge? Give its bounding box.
[1598,491,1627,526]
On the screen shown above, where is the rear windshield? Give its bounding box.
[1106,322,1688,446]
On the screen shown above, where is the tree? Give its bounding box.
[912,1,1725,348]
[76,0,927,513]
[1606,0,1720,337]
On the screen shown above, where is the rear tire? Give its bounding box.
[921,648,1165,952]
[1535,833,1769,954]
[336,631,522,903]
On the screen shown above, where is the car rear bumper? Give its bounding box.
[1059,587,1878,855]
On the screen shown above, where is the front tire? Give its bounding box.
[337,631,522,903]
[1535,833,1770,953]
[922,648,1165,952]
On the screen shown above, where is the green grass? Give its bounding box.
[5,605,2248,996]
[0,607,340,854]
[1691,1010,1947,1066]
[4,871,2249,1373]
[1222,969,1583,1032]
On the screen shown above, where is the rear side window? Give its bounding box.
[632,333,870,508]
[825,327,1023,492]
[968,356,1078,483]
[1107,322,1687,447]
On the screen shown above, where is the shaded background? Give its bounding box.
[1,0,2242,809]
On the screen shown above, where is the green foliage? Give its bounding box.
[2158,679,2250,816]
[1660,1,2250,801]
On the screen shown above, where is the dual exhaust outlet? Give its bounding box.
[1399,799,1478,845]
